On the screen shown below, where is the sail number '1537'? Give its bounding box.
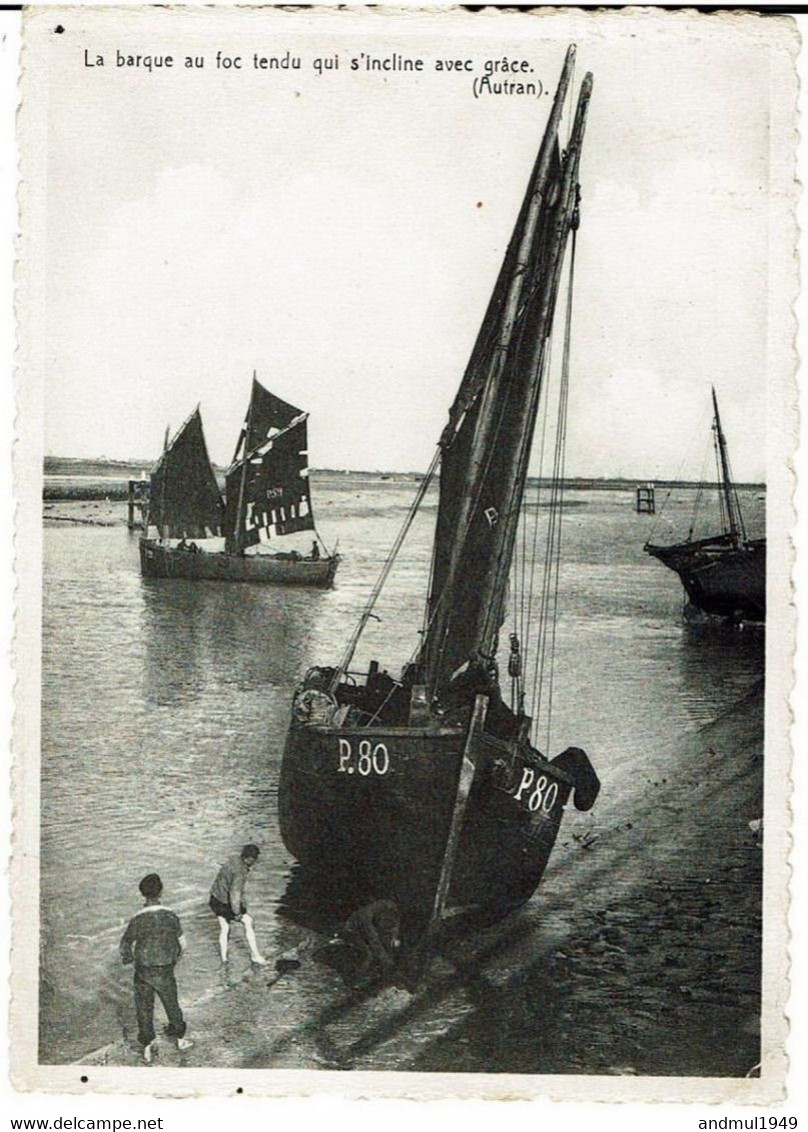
[337,738,390,776]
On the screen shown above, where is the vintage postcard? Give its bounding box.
[13,3,798,1103]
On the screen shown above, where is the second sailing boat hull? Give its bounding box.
[645,535,765,622]
[139,538,339,587]
[279,714,577,940]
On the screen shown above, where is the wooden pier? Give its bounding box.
[127,479,149,530]
[636,484,655,514]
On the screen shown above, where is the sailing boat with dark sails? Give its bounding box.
[645,389,765,623]
[139,378,339,586]
[278,49,599,945]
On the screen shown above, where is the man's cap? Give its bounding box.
[139,873,162,899]
[241,844,260,860]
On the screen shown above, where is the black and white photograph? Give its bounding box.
[11,4,798,1102]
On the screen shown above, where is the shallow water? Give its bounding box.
[40,482,764,1063]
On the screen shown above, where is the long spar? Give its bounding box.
[479,73,592,661]
[155,424,169,540]
[229,382,256,555]
[423,47,578,694]
[331,447,442,693]
[712,387,745,546]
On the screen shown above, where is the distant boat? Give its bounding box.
[139,378,339,586]
[645,389,765,622]
[278,48,599,951]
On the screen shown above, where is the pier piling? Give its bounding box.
[636,484,655,514]
[127,479,149,529]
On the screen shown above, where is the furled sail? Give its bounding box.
[421,52,591,697]
[428,137,564,639]
[148,408,224,539]
[224,379,314,552]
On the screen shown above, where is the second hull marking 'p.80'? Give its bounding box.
[338,738,391,777]
[513,768,558,813]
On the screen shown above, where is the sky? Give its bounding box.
[26,6,795,481]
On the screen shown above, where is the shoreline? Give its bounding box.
[43,472,767,505]
[72,683,763,1076]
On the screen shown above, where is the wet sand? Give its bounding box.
[43,500,132,526]
[80,683,762,1078]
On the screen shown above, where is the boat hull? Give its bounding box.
[645,536,765,622]
[278,719,575,939]
[139,539,339,587]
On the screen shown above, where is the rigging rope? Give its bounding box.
[427,303,542,696]
[688,436,713,540]
[713,422,729,535]
[726,451,747,543]
[529,224,577,752]
[331,447,441,692]
[513,68,578,726]
[644,399,711,545]
[523,344,554,675]
[544,316,572,752]
[511,341,553,713]
[313,524,334,558]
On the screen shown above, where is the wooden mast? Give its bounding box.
[712,386,745,547]
[158,423,170,541]
[480,74,592,657]
[228,374,256,556]
[422,47,578,694]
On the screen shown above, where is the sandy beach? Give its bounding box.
[78,682,762,1078]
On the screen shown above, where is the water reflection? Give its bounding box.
[140,579,328,706]
[677,621,764,721]
[40,487,767,1064]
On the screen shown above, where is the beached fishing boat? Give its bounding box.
[139,379,339,586]
[645,390,765,623]
[278,48,600,946]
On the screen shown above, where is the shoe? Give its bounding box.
[176,1037,194,1052]
[142,1041,157,1065]
[275,959,301,974]
[251,955,268,966]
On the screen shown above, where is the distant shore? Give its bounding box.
[43,458,766,503]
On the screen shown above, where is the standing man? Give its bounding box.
[209,844,267,965]
[120,873,194,1064]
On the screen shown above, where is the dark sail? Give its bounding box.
[428,138,565,639]
[148,408,224,539]
[232,378,303,463]
[422,58,591,695]
[224,417,314,550]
